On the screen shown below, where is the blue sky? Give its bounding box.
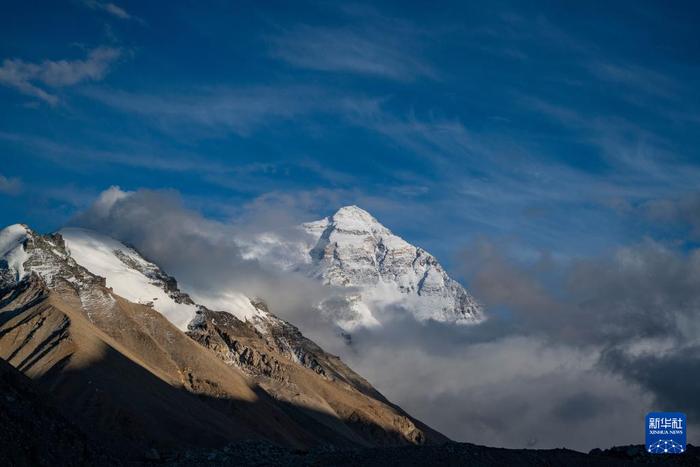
[2,0,700,271]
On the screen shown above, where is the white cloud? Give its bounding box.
[0,47,121,104]
[70,186,700,450]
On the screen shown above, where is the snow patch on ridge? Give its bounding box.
[60,228,198,330]
[190,290,268,326]
[60,227,273,331]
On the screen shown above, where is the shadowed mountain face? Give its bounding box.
[0,356,115,467]
[3,351,699,467]
[160,441,700,466]
[0,224,445,459]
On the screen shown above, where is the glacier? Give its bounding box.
[241,205,484,331]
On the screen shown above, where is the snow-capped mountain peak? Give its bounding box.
[323,205,383,230]
[244,206,485,330]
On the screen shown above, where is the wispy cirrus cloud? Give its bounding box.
[0,47,122,104]
[267,6,437,81]
[268,26,436,81]
[586,61,682,100]
[642,193,700,240]
[0,131,226,174]
[0,130,360,198]
[82,85,336,136]
[80,0,133,21]
[519,94,700,183]
[0,174,22,195]
[80,79,691,239]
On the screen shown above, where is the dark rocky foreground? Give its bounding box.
[0,358,115,467]
[147,442,700,466]
[1,353,696,467]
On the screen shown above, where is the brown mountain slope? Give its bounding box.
[0,275,320,457]
[0,226,446,458]
[188,306,446,447]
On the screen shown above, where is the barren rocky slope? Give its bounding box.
[187,304,442,447]
[0,224,445,459]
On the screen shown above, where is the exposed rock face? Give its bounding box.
[303,206,483,324]
[187,304,439,447]
[187,308,284,379]
[0,224,447,457]
[241,206,484,331]
[188,303,390,401]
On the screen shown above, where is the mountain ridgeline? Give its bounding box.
[0,221,446,460]
[1,214,695,467]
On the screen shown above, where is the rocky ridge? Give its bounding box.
[0,224,446,457]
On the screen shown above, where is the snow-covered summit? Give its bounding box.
[317,205,383,231]
[244,206,485,330]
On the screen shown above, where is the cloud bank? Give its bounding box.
[68,186,700,451]
[68,187,354,339]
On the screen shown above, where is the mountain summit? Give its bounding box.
[244,206,484,330]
